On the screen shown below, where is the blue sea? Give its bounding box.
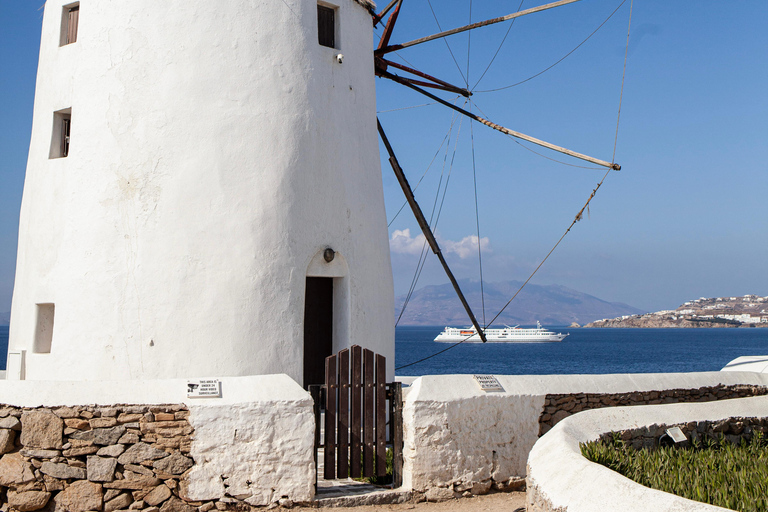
[394,326,768,376]
[2,325,767,375]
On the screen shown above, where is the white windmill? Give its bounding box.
[7,0,394,385]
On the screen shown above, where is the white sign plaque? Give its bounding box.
[665,427,687,443]
[473,375,504,392]
[187,379,222,398]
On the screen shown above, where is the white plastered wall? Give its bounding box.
[9,0,394,383]
[401,372,768,492]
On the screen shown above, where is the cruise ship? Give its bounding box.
[434,321,568,343]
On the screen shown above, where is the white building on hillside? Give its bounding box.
[7,0,394,385]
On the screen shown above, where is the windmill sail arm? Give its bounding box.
[376,0,583,54]
[377,118,489,342]
[380,70,621,170]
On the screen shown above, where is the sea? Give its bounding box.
[1,325,767,375]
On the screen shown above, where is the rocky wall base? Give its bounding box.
[0,404,300,512]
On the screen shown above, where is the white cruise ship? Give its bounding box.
[434,321,567,343]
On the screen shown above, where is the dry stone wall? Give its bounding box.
[0,403,264,512]
[597,416,768,450]
[539,384,768,436]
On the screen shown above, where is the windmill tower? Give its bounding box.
[7,0,394,385]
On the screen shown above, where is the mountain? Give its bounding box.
[0,311,9,326]
[395,280,644,326]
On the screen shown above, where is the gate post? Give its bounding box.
[389,382,404,488]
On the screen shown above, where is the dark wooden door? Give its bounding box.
[303,277,334,387]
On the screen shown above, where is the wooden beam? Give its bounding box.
[380,71,621,170]
[377,0,583,54]
[378,119,489,342]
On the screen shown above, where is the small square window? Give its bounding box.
[50,108,72,159]
[317,4,336,48]
[60,3,80,46]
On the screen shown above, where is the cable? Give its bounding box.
[612,0,632,163]
[471,0,525,91]
[474,0,627,93]
[377,101,441,113]
[426,0,468,86]
[469,116,486,327]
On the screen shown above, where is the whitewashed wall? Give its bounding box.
[527,396,768,512]
[402,372,768,492]
[0,374,315,505]
[9,0,394,383]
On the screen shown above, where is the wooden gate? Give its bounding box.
[309,345,403,487]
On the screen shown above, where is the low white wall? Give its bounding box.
[402,372,768,492]
[0,374,315,505]
[526,396,768,512]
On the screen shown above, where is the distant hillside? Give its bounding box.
[395,280,643,326]
[0,311,8,326]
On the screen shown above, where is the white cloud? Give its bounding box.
[389,229,427,255]
[442,234,490,259]
[390,229,490,259]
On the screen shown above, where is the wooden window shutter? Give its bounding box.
[317,5,335,48]
[67,6,79,44]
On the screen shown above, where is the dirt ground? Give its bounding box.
[296,492,527,511]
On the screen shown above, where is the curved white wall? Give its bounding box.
[9,0,394,382]
[526,396,768,511]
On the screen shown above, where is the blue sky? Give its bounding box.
[1,1,766,316]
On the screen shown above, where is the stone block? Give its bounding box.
[118,414,144,424]
[19,448,60,459]
[97,444,126,457]
[424,487,455,502]
[88,456,118,482]
[0,417,22,431]
[118,432,141,445]
[53,407,79,419]
[64,418,90,430]
[63,445,100,457]
[20,412,63,450]
[0,429,16,455]
[6,490,52,512]
[154,413,175,422]
[153,453,193,475]
[160,498,197,512]
[103,476,163,490]
[71,426,127,446]
[43,474,65,492]
[144,485,172,506]
[104,489,123,502]
[123,464,154,477]
[118,443,169,465]
[54,480,103,512]
[471,480,492,495]
[104,492,134,512]
[91,418,118,429]
[40,461,87,480]
[0,452,37,487]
